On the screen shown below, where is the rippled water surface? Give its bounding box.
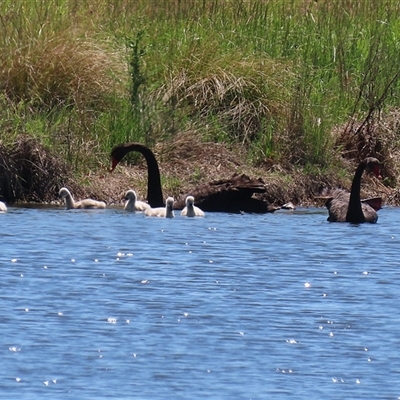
[1,205,400,399]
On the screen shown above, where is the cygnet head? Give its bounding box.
[186,195,195,206]
[125,189,137,201]
[163,196,175,218]
[59,187,70,199]
[166,196,174,209]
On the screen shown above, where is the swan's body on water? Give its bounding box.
[145,197,175,218]
[322,157,381,223]
[181,196,205,217]
[124,189,150,212]
[59,187,106,210]
[0,201,7,212]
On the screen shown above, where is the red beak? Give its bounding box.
[110,158,118,172]
[373,165,382,180]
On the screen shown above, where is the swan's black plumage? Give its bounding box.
[110,142,277,213]
[324,157,382,223]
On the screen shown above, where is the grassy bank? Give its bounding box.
[0,0,399,203]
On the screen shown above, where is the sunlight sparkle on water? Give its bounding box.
[332,377,344,383]
[2,206,400,399]
[9,347,21,352]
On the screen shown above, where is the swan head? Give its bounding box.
[364,157,382,179]
[125,189,137,201]
[59,187,71,199]
[110,143,129,172]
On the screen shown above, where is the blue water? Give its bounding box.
[1,205,400,399]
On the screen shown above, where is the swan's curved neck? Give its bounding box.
[65,193,75,209]
[166,203,174,218]
[125,197,135,211]
[113,143,164,208]
[346,161,366,223]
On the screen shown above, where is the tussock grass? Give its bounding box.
[0,29,125,109]
[0,135,78,203]
[156,57,294,145]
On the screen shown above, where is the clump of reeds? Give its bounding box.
[0,143,21,203]
[334,108,400,188]
[0,136,79,203]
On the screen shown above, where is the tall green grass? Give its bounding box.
[1,0,400,173]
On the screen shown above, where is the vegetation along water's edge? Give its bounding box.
[1,1,400,209]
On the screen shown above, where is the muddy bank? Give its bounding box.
[0,134,392,210]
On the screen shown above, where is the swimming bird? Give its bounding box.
[323,157,382,223]
[181,195,205,217]
[0,201,7,212]
[59,187,106,210]
[145,196,175,218]
[110,142,277,214]
[124,189,150,212]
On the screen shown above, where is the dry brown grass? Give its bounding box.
[0,135,79,203]
[333,108,400,189]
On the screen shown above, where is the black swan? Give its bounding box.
[124,189,150,212]
[181,195,205,217]
[59,187,106,209]
[110,142,278,214]
[323,157,382,223]
[145,196,175,218]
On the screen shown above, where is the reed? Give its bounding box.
[1,0,400,176]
